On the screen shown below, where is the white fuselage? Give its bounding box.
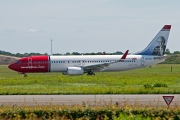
[49,55,164,72]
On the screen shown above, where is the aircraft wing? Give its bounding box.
[83,50,129,71]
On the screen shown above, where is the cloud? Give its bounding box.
[28,28,38,33]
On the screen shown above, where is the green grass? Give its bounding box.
[0,64,180,94]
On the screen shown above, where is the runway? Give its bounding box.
[0,94,179,107]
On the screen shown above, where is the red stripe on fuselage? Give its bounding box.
[8,56,49,73]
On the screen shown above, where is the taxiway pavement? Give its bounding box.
[0,94,179,106]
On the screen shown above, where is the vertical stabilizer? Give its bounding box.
[135,25,171,56]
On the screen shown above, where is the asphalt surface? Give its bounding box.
[0,95,179,106]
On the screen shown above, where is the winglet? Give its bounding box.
[120,50,129,60]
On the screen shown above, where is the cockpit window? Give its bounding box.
[17,61,22,64]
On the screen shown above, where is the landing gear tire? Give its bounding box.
[87,70,95,75]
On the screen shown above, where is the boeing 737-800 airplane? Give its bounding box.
[8,25,171,76]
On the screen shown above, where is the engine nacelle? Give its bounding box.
[64,67,84,75]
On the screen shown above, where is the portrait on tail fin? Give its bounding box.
[152,36,166,56]
[134,25,171,56]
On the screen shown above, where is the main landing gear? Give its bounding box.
[87,70,95,75]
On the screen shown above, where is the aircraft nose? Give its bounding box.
[8,63,13,70]
[8,63,16,71]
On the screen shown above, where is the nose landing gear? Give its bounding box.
[18,72,27,77]
[24,74,27,77]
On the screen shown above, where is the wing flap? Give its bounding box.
[83,50,129,71]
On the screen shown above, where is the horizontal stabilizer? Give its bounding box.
[154,56,167,60]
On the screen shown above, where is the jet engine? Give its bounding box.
[62,67,84,75]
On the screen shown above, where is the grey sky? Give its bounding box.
[0,0,179,54]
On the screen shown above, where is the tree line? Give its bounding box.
[0,50,123,57]
[1,48,180,57]
[1,49,180,64]
[0,50,48,58]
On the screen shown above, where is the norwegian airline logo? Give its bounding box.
[152,36,166,56]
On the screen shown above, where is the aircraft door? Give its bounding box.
[82,60,85,66]
[28,58,32,69]
[78,60,85,66]
[78,60,81,65]
[141,57,144,66]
